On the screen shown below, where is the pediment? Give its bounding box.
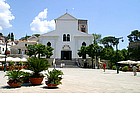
[55,13,77,21]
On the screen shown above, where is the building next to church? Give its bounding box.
[39,13,93,60]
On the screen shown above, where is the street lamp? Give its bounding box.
[114,37,124,74]
[4,36,10,72]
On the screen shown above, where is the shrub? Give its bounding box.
[112,65,116,70]
[122,66,128,72]
[45,69,63,85]
[27,57,50,77]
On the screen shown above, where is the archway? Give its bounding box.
[61,50,72,60]
[61,45,72,60]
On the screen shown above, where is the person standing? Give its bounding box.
[132,65,137,76]
[103,63,106,72]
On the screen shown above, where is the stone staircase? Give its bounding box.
[55,59,79,68]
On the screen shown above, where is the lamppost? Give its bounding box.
[114,37,124,74]
[4,36,10,72]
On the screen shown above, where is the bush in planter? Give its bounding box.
[122,66,128,72]
[112,65,116,70]
[21,72,32,83]
[27,57,50,85]
[9,61,15,70]
[45,69,63,87]
[5,70,24,88]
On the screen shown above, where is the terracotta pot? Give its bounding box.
[47,83,58,87]
[29,77,44,85]
[7,81,22,88]
[45,81,58,88]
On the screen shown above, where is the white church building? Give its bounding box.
[39,13,93,60]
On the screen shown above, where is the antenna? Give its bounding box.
[66,9,68,13]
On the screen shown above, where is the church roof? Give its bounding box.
[55,12,77,21]
[40,30,59,37]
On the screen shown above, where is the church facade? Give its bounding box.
[39,13,93,60]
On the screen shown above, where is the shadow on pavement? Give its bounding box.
[42,86,59,89]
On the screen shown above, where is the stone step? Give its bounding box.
[55,59,79,68]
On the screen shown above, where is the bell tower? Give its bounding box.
[78,20,88,33]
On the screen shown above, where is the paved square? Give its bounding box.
[0,68,140,93]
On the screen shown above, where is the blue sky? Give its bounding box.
[0,0,140,49]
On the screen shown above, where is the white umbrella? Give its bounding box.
[5,57,14,62]
[20,57,27,62]
[118,60,137,65]
[0,54,5,58]
[13,57,21,62]
[136,61,140,64]
[0,58,5,62]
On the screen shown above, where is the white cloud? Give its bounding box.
[30,8,55,34]
[0,0,15,31]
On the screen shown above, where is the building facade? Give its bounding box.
[10,35,38,58]
[39,13,93,60]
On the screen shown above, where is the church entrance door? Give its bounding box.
[61,51,72,60]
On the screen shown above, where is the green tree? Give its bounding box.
[86,44,101,68]
[45,46,54,58]
[101,36,123,69]
[77,45,87,59]
[27,44,54,58]
[78,33,102,68]
[92,33,102,44]
[120,49,129,60]
[128,46,140,60]
[101,36,117,47]
[127,30,140,60]
[127,30,140,42]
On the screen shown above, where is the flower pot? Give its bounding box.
[29,77,44,85]
[45,81,58,88]
[7,81,22,88]
[47,83,58,87]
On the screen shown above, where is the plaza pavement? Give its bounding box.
[0,68,140,93]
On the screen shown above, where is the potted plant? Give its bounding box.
[27,57,50,85]
[21,71,31,84]
[45,69,63,88]
[5,70,24,88]
[9,61,15,70]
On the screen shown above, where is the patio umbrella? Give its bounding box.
[0,54,5,58]
[117,60,137,65]
[136,61,140,64]
[0,58,4,62]
[20,57,27,62]
[13,57,22,62]
[4,57,14,62]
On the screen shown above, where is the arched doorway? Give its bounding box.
[61,45,72,60]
